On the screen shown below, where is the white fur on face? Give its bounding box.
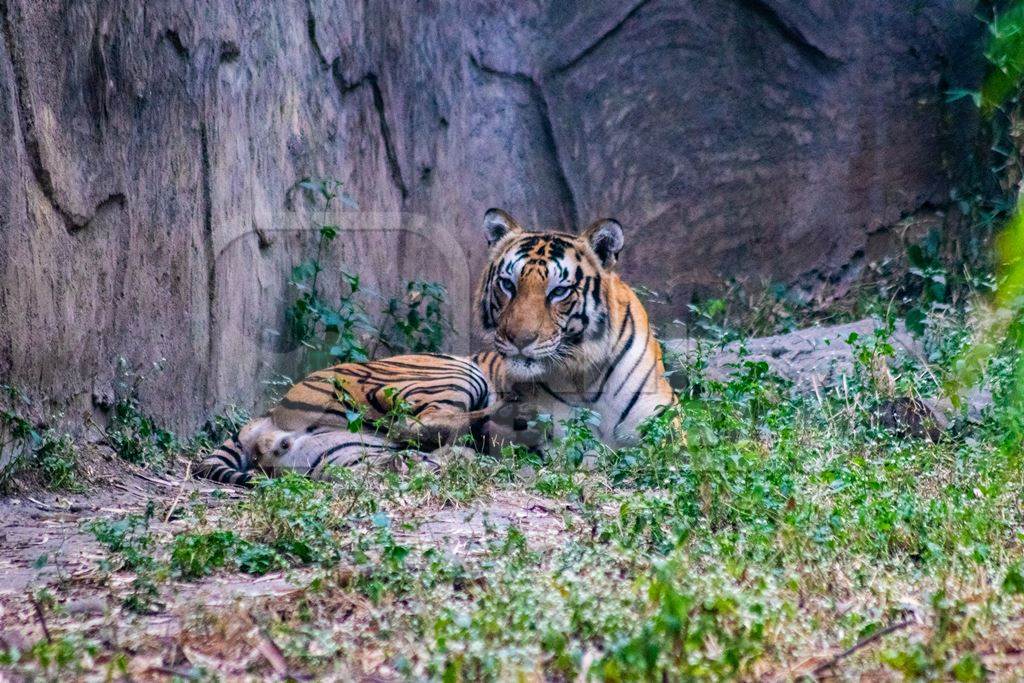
[504,356,547,381]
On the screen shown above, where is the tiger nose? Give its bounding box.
[511,331,538,352]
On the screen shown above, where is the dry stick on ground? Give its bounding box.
[133,471,178,489]
[248,611,292,678]
[144,666,199,678]
[813,619,914,676]
[163,461,192,524]
[254,628,290,678]
[27,592,52,643]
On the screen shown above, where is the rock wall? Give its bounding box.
[0,0,984,429]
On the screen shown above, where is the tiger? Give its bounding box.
[474,208,674,447]
[195,352,508,485]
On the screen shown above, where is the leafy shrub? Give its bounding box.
[100,359,178,467]
[87,502,162,612]
[378,280,453,354]
[239,472,375,565]
[34,430,81,491]
[599,560,770,681]
[105,396,177,467]
[285,178,452,366]
[170,529,283,578]
[0,385,82,491]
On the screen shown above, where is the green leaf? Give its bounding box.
[291,262,317,283]
[905,307,927,336]
[1003,563,1024,594]
[951,653,986,681]
[386,544,410,564]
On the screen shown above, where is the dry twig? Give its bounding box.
[253,627,289,677]
[144,665,200,679]
[27,591,52,643]
[163,461,192,523]
[247,610,293,678]
[813,619,913,675]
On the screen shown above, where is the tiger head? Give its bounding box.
[474,208,625,381]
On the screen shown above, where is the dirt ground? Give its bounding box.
[0,447,567,680]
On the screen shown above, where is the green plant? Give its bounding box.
[377,280,453,354]
[105,397,177,467]
[87,502,163,612]
[170,529,284,578]
[285,178,452,367]
[286,178,373,364]
[880,591,987,681]
[0,384,37,489]
[170,530,242,578]
[239,472,371,565]
[101,359,178,467]
[599,559,770,680]
[0,385,83,491]
[33,430,81,491]
[683,297,734,341]
[0,633,101,679]
[549,408,606,468]
[186,405,251,459]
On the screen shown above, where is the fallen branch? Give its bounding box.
[133,471,178,489]
[253,626,289,677]
[247,610,296,678]
[813,619,913,675]
[163,461,192,524]
[144,665,200,679]
[27,592,52,643]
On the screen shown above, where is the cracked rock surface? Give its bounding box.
[0,1,983,429]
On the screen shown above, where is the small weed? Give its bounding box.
[239,472,372,565]
[285,177,452,369]
[599,558,770,680]
[0,633,101,679]
[0,385,83,491]
[86,502,163,612]
[549,408,606,468]
[170,529,284,578]
[287,178,373,365]
[880,590,987,681]
[186,405,250,459]
[33,431,81,491]
[105,397,177,467]
[100,359,178,467]
[377,280,453,354]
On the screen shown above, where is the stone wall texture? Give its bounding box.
[0,0,984,429]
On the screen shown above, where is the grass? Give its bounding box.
[3,307,1023,680]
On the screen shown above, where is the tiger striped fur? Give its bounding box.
[196,352,507,485]
[475,209,674,447]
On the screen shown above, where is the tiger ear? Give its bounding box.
[582,218,624,268]
[482,208,522,246]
